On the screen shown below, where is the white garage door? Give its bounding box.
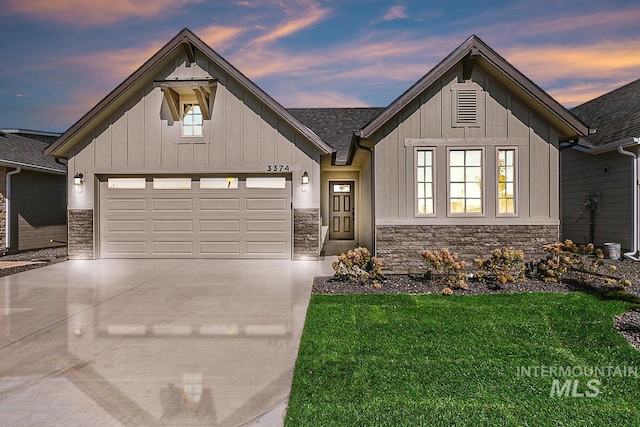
[99,177,291,258]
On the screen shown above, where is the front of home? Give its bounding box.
[46,29,588,271]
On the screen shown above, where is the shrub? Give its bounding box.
[332,247,383,281]
[537,240,604,282]
[474,247,525,285]
[421,249,468,290]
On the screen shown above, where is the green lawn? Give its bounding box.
[286,293,640,426]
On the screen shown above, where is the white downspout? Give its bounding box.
[617,145,640,260]
[5,167,21,250]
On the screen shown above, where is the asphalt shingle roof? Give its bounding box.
[0,132,66,173]
[572,78,640,148]
[288,107,384,164]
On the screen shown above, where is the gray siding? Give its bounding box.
[12,171,67,251]
[0,167,6,253]
[561,148,632,249]
[68,51,321,212]
[371,65,559,225]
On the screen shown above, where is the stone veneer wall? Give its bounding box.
[294,208,320,259]
[377,224,559,273]
[68,209,94,259]
[0,167,5,254]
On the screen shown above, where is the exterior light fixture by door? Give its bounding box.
[74,172,84,193]
[301,171,309,192]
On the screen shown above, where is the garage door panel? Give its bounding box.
[107,220,147,232]
[153,241,193,254]
[246,198,287,211]
[153,198,193,211]
[100,179,291,258]
[246,219,287,232]
[153,220,193,232]
[108,198,147,211]
[199,220,240,232]
[107,241,148,254]
[246,241,288,255]
[200,241,240,255]
[200,199,240,211]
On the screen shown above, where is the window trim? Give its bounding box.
[414,147,437,217]
[447,147,485,217]
[181,102,203,137]
[496,147,518,217]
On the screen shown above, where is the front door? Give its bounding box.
[329,181,355,240]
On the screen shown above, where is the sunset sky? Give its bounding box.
[1,0,639,132]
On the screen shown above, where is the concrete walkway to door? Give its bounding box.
[0,258,333,426]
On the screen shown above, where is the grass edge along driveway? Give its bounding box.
[286,292,640,426]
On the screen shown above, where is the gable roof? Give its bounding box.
[46,28,332,158]
[570,78,640,149]
[289,108,384,165]
[361,35,589,141]
[0,131,66,174]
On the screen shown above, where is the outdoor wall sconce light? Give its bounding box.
[301,171,309,192]
[74,172,84,193]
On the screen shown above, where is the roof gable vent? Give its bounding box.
[455,88,478,125]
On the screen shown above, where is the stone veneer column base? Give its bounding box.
[293,208,320,260]
[68,209,94,259]
[377,224,559,273]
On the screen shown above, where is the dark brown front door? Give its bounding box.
[329,181,354,240]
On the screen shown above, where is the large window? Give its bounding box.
[416,150,434,215]
[498,149,516,214]
[449,149,482,214]
[182,103,203,136]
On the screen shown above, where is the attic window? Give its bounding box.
[453,88,478,127]
[182,103,203,136]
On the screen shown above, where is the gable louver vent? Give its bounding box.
[456,89,477,124]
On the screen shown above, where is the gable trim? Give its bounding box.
[46,28,332,158]
[360,35,589,140]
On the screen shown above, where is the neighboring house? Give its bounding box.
[0,130,67,253]
[45,28,588,271]
[562,78,640,258]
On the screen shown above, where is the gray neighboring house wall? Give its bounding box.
[0,130,67,254]
[561,78,640,254]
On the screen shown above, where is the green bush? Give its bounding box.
[421,249,468,290]
[332,247,383,280]
[474,247,526,285]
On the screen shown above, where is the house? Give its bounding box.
[1,130,67,253]
[561,78,640,259]
[45,28,588,271]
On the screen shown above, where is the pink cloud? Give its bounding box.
[282,91,368,108]
[251,1,331,45]
[383,6,408,21]
[2,0,203,25]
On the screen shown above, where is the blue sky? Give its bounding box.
[1,0,640,132]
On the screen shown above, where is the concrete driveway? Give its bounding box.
[0,258,332,426]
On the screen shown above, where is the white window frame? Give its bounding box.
[496,147,518,217]
[181,102,203,137]
[447,147,485,217]
[415,147,436,217]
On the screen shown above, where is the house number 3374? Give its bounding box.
[266,165,290,172]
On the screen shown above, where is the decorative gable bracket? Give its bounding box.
[463,47,480,81]
[182,37,196,66]
[153,79,217,121]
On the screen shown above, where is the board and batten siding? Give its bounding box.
[561,148,632,249]
[371,66,560,225]
[67,53,321,211]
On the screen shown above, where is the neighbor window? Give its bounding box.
[449,149,482,214]
[107,178,146,189]
[416,149,434,215]
[153,177,192,189]
[498,149,516,214]
[246,177,286,189]
[200,177,238,189]
[182,103,203,136]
